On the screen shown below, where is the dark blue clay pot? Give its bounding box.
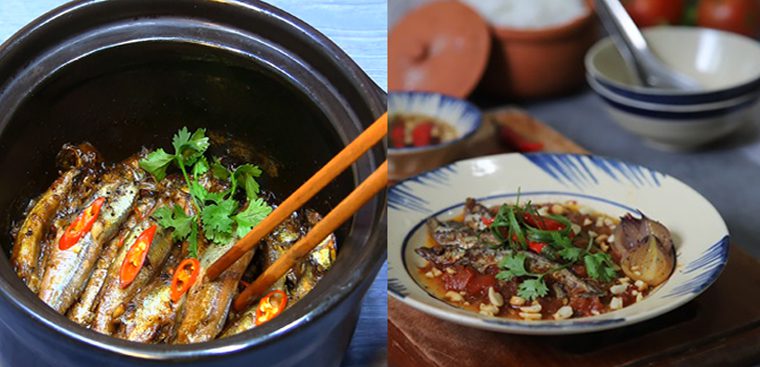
[0,1,386,366]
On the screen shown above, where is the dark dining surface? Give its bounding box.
[0,1,388,366]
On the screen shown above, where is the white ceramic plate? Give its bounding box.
[388,153,729,335]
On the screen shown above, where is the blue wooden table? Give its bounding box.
[0,1,387,366]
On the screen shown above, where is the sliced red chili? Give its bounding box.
[481,217,494,226]
[119,224,157,289]
[523,213,565,231]
[59,197,106,250]
[170,258,200,303]
[411,121,434,147]
[499,125,544,152]
[390,123,406,148]
[255,290,288,326]
[528,241,547,254]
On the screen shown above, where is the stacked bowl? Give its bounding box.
[586,26,760,150]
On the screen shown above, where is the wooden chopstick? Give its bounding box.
[233,160,388,312]
[205,112,388,281]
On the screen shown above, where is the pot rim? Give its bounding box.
[0,0,386,361]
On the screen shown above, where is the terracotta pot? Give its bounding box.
[480,4,598,100]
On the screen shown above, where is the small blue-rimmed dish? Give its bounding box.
[388,153,729,335]
[388,92,482,181]
[585,26,760,106]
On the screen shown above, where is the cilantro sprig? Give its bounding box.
[139,127,273,257]
[489,200,620,301]
[495,253,549,301]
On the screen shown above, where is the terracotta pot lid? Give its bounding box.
[389,1,490,98]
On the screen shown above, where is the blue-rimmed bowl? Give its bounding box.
[388,92,482,181]
[586,26,760,105]
[587,75,758,150]
[585,26,760,149]
[388,153,729,335]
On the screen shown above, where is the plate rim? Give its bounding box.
[387,152,730,334]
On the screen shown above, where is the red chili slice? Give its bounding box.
[523,213,565,231]
[481,217,494,226]
[411,121,435,147]
[255,290,288,326]
[390,123,406,148]
[170,257,200,303]
[59,197,106,250]
[119,224,157,289]
[528,241,547,254]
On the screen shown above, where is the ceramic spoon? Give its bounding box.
[595,0,702,90]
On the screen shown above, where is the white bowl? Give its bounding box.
[587,75,758,150]
[388,92,482,181]
[388,153,729,335]
[585,27,760,149]
[586,26,760,102]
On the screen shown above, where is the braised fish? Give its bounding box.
[90,196,176,335]
[67,194,159,327]
[115,244,185,343]
[173,235,254,344]
[11,143,101,293]
[418,212,601,297]
[221,210,337,338]
[37,164,140,313]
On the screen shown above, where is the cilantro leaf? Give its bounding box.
[495,271,514,281]
[558,246,582,262]
[153,205,193,241]
[201,198,237,244]
[229,164,262,200]
[192,156,209,178]
[233,198,272,238]
[517,278,549,301]
[211,157,230,180]
[189,181,209,203]
[139,149,174,181]
[584,252,618,282]
[498,252,529,278]
[172,127,210,166]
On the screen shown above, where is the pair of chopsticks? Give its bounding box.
[205,113,388,312]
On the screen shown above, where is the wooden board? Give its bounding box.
[388,108,760,367]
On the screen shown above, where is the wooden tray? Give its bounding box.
[388,108,760,367]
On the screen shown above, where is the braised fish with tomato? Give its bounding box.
[415,198,675,320]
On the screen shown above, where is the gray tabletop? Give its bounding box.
[524,91,760,260]
[1,1,387,366]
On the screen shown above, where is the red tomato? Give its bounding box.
[441,266,496,296]
[466,272,497,296]
[697,0,760,37]
[442,266,474,291]
[623,0,686,27]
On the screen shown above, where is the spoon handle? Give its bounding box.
[595,0,647,85]
[595,0,702,90]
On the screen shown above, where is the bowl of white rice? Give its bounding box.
[461,0,597,99]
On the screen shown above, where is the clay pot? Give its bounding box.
[480,5,598,100]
